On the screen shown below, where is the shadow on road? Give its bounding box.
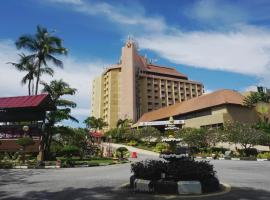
[1,186,270,200]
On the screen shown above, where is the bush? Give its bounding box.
[131,160,166,180]
[116,147,129,159]
[257,152,270,159]
[131,159,217,182]
[61,145,80,158]
[0,162,13,169]
[16,137,35,147]
[154,142,168,153]
[237,148,258,157]
[127,140,137,146]
[200,176,220,193]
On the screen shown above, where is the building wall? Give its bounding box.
[181,105,259,128]
[183,106,226,128]
[102,68,121,128]
[225,105,260,124]
[91,41,204,129]
[91,76,103,118]
[139,76,203,114]
[119,41,137,121]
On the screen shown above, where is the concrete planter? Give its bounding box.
[14,165,28,169]
[177,181,202,195]
[257,159,268,161]
[134,179,153,192]
[45,166,60,169]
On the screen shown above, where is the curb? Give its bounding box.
[195,157,270,161]
[118,182,231,198]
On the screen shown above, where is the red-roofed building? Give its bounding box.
[0,94,55,160]
[91,39,204,128]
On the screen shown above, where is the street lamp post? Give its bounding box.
[108,135,112,157]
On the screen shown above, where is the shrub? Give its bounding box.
[16,137,35,164]
[61,145,80,158]
[131,160,166,180]
[116,147,129,159]
[257,152,270,159]
[167,160,216,181]
[237,148,258,157]
[154,142,168,153]
[132,160,217,182]
[200,176,220,193]
[127,140,137,146]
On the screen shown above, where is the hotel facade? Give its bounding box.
[91,40,204,128]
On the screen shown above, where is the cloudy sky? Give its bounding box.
[1,0,270,126]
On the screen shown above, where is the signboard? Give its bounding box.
[138,120,184,127]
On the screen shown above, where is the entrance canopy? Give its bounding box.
[0,94,55,122]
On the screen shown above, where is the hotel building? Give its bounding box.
[91,40,204,128]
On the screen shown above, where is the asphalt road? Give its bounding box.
[0,150,270,200]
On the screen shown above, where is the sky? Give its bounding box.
[1,0,270,127]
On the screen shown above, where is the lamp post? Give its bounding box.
[22,125,29,137]
[108,135,112,157]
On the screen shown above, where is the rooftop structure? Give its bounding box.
[137,89,260,129]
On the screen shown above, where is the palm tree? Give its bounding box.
[8,54,54,95]
[84,116,107,131]
[41,79,78,159]
[15,25,67,95]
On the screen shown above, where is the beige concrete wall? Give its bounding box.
[225,105,260,124]
[183,105,259,128]
[91,76,102,118]
[184,107,226,128]
[119,41,137,121]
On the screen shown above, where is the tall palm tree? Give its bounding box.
[15,25,67,95]
[84,116,107,131]
[41,79,78,159]
[8,54,54,95]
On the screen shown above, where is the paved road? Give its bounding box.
[0,146,270,200]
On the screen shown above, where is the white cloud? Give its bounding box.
[44,0,270,89]
[137,26,270,78]
[46,0,167,32]
[0,39,106,124]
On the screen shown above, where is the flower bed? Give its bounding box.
[130,159,220,194]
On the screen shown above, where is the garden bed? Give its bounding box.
[130,159,221,195]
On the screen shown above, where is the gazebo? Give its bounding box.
[0,94,55,161]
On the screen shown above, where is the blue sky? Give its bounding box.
[1,0,270,127]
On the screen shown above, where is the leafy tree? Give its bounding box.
[222,122,264,155]
[8,53,53,95]
[139,126,161,144]
[41,79,78,159]
[15,25,67,95]
[177,128,220,148]
[16,137,35,164]
[243,91,269,107]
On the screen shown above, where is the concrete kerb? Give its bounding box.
[118,182,231,199]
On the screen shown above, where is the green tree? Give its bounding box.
[8,54,53,95]
[139,126,161,144]
[84,116,107,131]
[116,119,133,128]
[16,137,35,164]
[243,91,269,107]
[15,25,67,95]
[41,79,78,159]
[222,122,264,155]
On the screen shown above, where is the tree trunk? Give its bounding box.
[35,61,41,95]
[28,79,31,96]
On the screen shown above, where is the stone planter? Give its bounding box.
[134,179,153,192]
[177,181,202,195]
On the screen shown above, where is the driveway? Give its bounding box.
[0,145,270,200]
